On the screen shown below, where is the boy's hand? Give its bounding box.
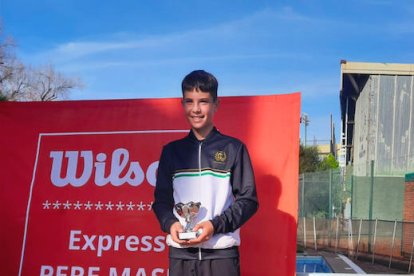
[170,221,189,245]
[187,220,214,245]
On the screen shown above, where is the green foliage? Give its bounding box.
[299,145,320,173]
[300,145,339,173]
[319,153,339,171]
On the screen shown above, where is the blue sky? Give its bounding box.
[1,0,414,143]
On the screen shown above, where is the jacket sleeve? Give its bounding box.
[152,145,179,233]
[211,143,259,234]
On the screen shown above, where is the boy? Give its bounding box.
[153,70,258,276]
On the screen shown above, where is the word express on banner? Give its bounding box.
[68,230,166,257]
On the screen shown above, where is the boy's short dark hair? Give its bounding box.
[181,70,218,102]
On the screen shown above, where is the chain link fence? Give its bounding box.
[299,162,407,221]
[298,168,346,219]
[297,217,414,272]
[298,162,414,271]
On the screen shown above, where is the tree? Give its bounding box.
[18,64,82,101]
[0,24,82,101]
[319,153,339,171]
[299,145,321,173]
[299,145,339,173]
[0,26,16,100]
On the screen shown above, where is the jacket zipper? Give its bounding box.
[198,141,202,260]
[198,141,203,176]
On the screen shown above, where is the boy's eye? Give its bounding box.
[183,99,211,105]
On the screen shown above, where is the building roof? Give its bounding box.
[341,60,414,75]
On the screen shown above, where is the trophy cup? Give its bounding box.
[174,201,202,240]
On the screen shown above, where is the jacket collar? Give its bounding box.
[188,127,219,142]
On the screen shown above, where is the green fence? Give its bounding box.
[299,162,407,221]
[298,168,346,219]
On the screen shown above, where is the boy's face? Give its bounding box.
[182,89,218,139]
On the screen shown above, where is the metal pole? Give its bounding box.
[356,219,362,259]
[305,122,307,147]
[335,216,339,253]
[409,236,414,273]
[345,98,349,163]
[301,174,305,217]
[303,217,307,250]
[372,219,378,264]
[330,113,334,157]
[328,169,333,249]
[369,161,375,220]
[368,160,375,252]
[313,216,317,251]
[348,218,354,257]
[389,220,397,269]
[301,113,310,147]
[350,174,354,217]
[329,169,332,219]
[328,218,332,248]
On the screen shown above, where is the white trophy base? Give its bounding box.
[178,229,203,240]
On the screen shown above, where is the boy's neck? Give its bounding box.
[192,125,214,141]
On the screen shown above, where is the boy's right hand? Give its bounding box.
[170,221,188,245]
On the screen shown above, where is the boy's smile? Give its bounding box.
[182,89,218,140]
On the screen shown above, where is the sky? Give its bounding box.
[1,0,414,143]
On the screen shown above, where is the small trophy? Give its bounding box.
[174,201,202,240]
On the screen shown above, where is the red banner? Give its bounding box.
[0,94,300,276]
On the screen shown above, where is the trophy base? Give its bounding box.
[178,229,202,240]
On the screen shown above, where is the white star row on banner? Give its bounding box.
[42,200,153,211]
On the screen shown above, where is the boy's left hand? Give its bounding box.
[187,221,214,245]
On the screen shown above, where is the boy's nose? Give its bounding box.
[192,103,201,113]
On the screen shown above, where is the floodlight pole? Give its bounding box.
[301,113,310,146]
